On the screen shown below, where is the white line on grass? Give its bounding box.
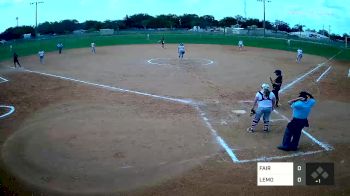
[0,105,15,119]
[316,66,332,83]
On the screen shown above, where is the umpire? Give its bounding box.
[270,69,283,107]
[277,91,316,151]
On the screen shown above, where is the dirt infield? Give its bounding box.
[0,44,349,195]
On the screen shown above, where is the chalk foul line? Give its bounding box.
[22,69,195,106]
[316,66,332,83]
[280,50,342,93]
[273,110,333,151]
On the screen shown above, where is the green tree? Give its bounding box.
[218,17,237,27]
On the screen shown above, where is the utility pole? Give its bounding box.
[257,0,271,37]
[30,1,44,35]
[16,17,18,27]
[322,25,324,36]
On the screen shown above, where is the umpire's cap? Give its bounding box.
[274,69,282,75]
[299,91,308,99]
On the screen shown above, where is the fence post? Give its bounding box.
[345,36,348,48]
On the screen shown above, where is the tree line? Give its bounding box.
[0,13,348,41]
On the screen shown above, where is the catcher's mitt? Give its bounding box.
[250,109,256,116]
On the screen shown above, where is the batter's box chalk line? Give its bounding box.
[0,76,15,119]
[12,50,340,163]
[0,76,9,84]
[147,58,214,66]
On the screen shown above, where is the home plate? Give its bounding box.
[232,110,247,114]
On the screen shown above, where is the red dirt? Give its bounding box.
[0,44,349,195]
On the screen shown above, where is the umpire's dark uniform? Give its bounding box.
[272,70,282,107]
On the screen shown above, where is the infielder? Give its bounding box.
[91,42,96,54]
[247,83,276,133]
[38,50,45,64]
[238,40,244,50]
[57,43,63,54]
[178,43,185,59]
[160,36,165,48]
[13,52,22,68]
[296,48,303,63]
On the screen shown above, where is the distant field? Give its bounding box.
[1,32,349,62]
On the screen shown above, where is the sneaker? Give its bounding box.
[246,127,254,133]
[263,128,269,132]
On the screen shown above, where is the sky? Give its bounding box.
[0,0,349,35]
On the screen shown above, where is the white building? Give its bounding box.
[99,29,114,35]
[289,31,329,40]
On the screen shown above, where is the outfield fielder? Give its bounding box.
[57,43,63,54]
[296,48,303,63]
[91,42,96,54]
[238,40,244,50]
[178,43,185,59]
[160,36,165,48]
[38,50,45,64]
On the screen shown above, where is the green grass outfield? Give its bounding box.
[1,32,349,62]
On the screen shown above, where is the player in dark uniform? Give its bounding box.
[13,52,22,68]
[270,69,283,107]
[160,36,165,48]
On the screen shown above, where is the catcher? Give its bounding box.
[247,83,276,133]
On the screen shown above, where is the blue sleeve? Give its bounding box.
[291,101,303,109]
[307,99,316,107]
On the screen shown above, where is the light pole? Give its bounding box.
[16,17,18,27]
[257,0,271,37]
[30,1,44,35]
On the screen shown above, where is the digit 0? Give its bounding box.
[297,166,301,171]
[297,177,301,183]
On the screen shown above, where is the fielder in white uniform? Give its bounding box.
[296,48,303,63]
[91,42,96,54]
[238,40,244,50]
[38,50,45,64]
[178,43,185,59]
